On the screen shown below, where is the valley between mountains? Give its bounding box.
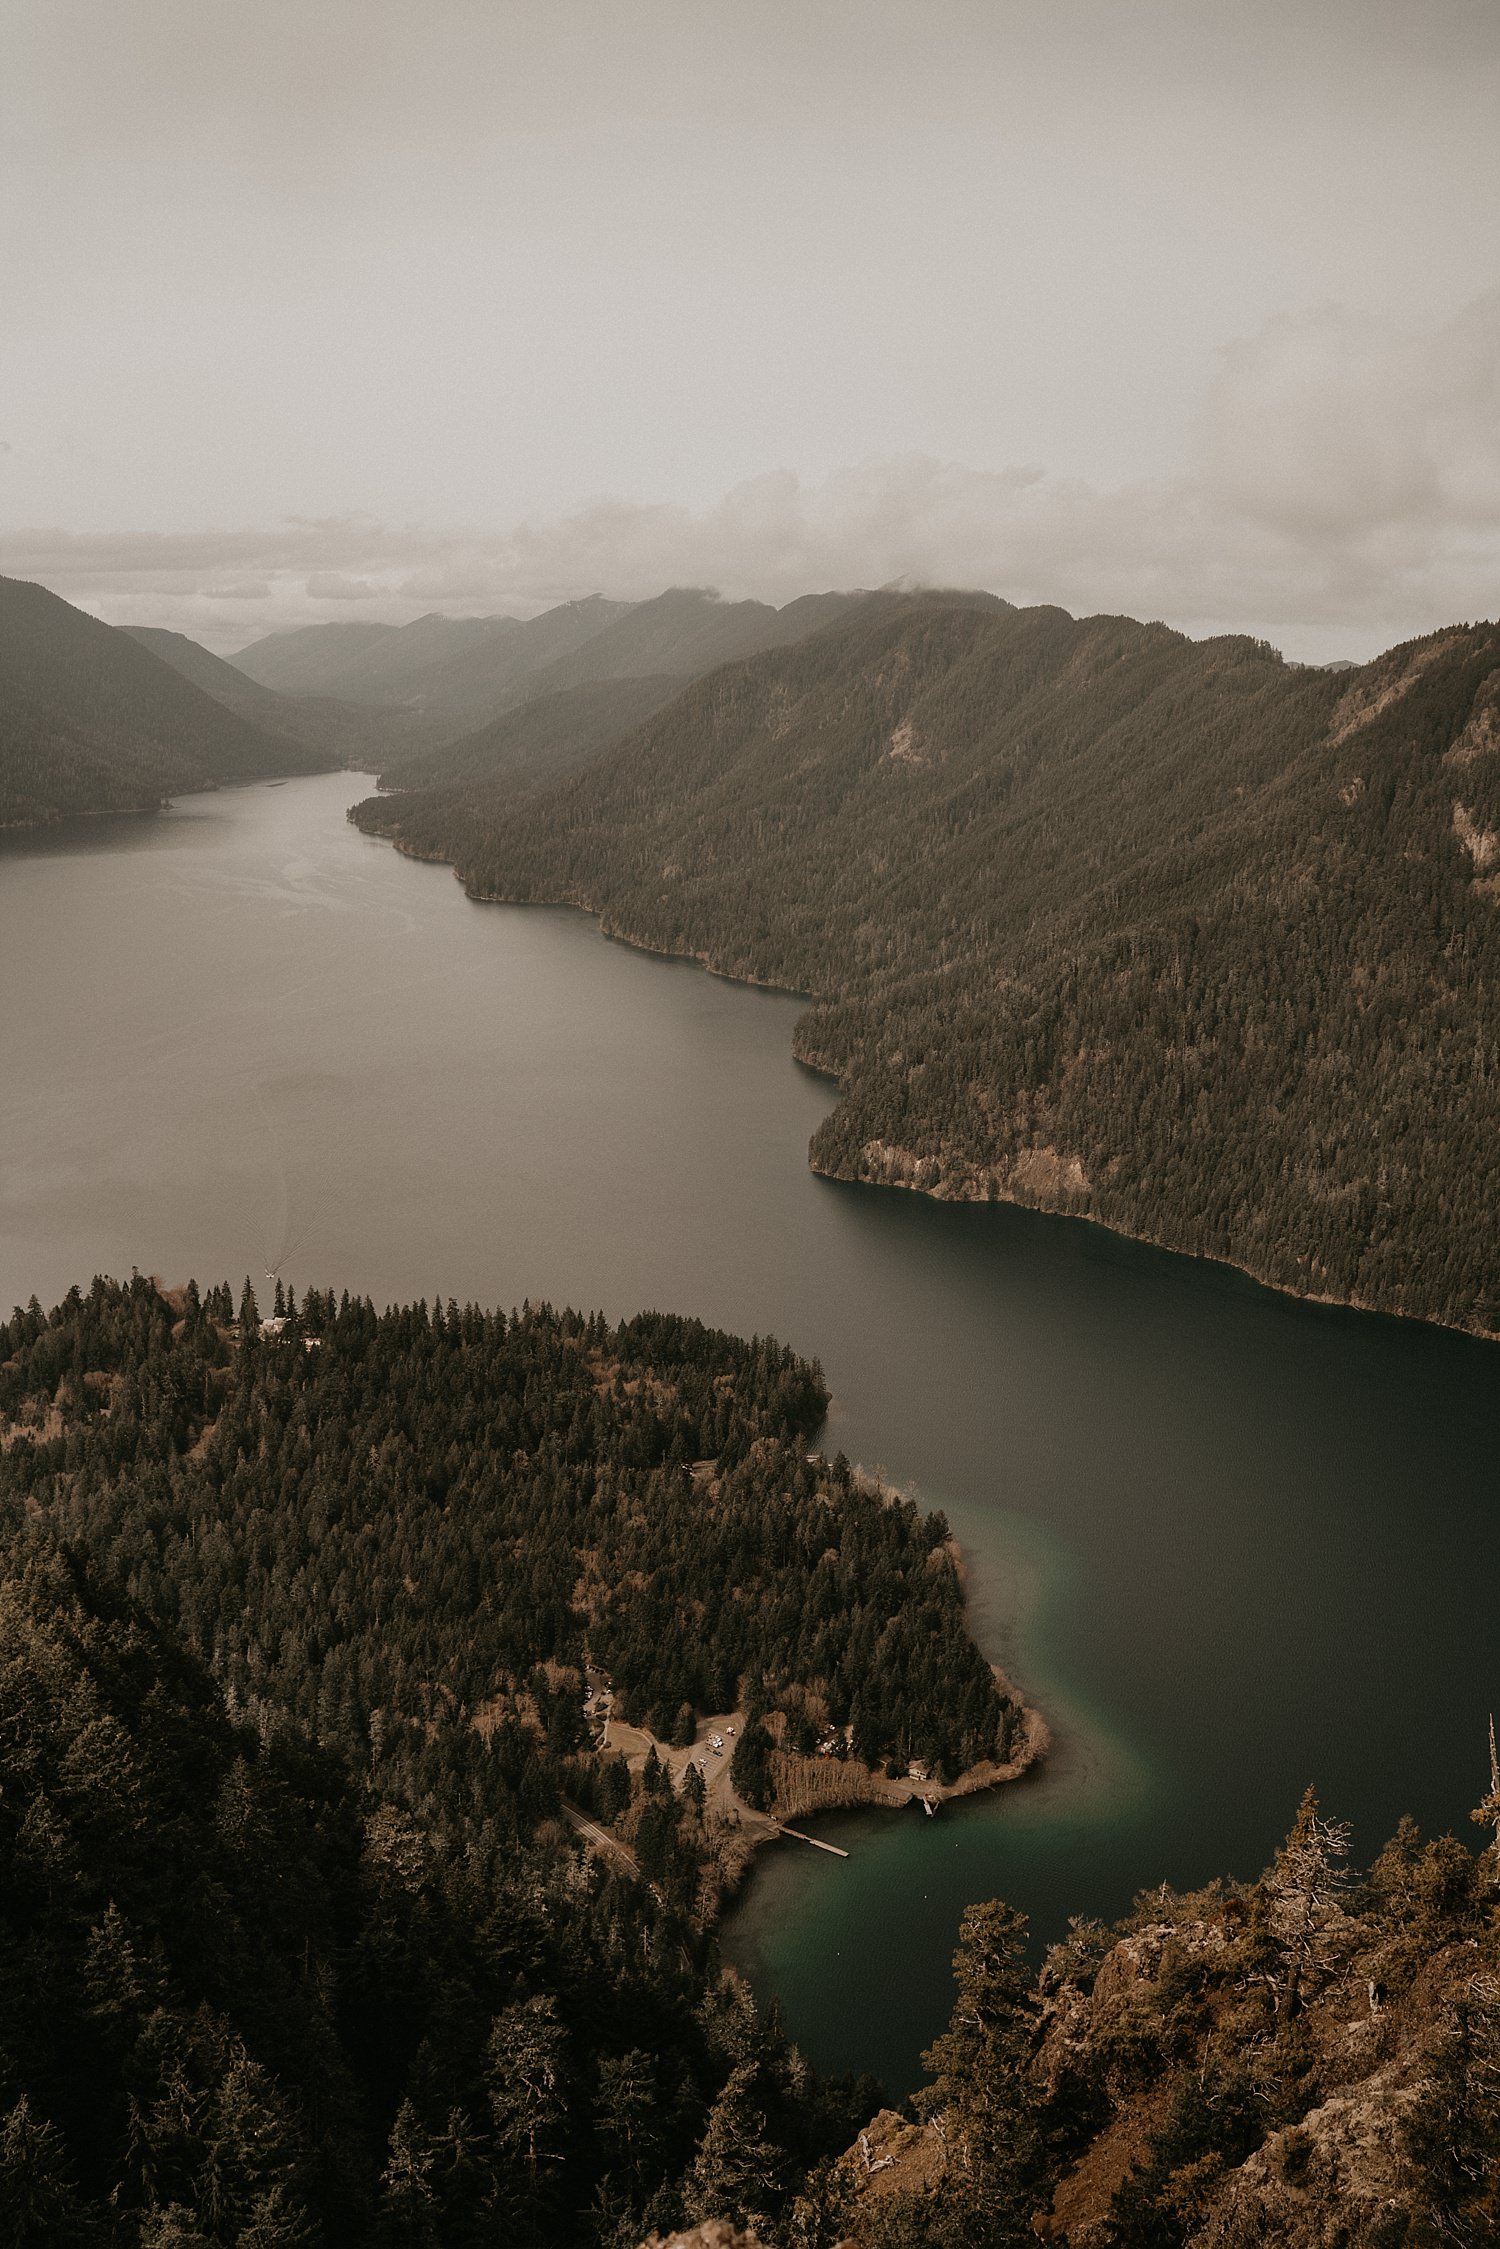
[351,590,1500,1342]
[4,572,1500,2244]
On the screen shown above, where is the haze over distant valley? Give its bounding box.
[4,2,1500,661]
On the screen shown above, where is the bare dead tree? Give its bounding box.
[1265,1788,1354,2018]
[1470,1714,1500,1868]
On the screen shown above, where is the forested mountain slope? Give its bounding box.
[373,673,690,793]
[225,618,429,698]
[0,1273,1013,2245]
[124,626,405,766]
[375,589,874,772]
[0,577,333,826]
[355,594,1500,1335]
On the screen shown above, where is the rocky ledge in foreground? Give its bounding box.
[806,1790,1500,2247]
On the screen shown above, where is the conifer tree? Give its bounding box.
[376,2100,441,2249]
[0,2097,92,2249]
[917,1900,1039,2242]
[683,2061,784,2235]
[485,1994,570,2234]
[593,2049,662,2195]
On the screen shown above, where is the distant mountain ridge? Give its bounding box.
[0,580,884,829]
[230,595,636,736]
[125,626,407,765]
[373,673,692,794]
[354,590,1500,1337]
[220,618,397,697]
[0,575,333,827]
[508,586,873,701]
[229,587,874,755]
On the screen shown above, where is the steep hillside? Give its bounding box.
[365,595,636,737]
[354,593,1500,1336]
[233,591,878,762]
[221,618,399,697]
[228,596,634,739]
[511,588,876,705]
[374,672,689,792]
[367,592,884,789]
[806,1795,1500,2247]
[125,624,405,764]
[0,576,333,825]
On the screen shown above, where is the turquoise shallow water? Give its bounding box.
[4,772,1498,2094]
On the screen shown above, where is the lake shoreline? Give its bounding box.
[13,769,1500,2099]
[810,1143,1500,1350]
[582,1453,1051,1911]
[602,1659,1052,1916]
[0,796,172,834]
[2,765,350,841]
[355,810,1500,1352]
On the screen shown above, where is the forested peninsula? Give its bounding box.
[0,1274,1024,2246]
[3,1277,1496,2247]
[353,593,1500,1340]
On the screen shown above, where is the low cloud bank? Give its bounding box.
[4,291,1497,663]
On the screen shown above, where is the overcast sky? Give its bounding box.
[3,0,1498,658]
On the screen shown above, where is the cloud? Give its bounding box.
[305,572,381,600]
[1196,291,1500,539]
[4,289,1497,663]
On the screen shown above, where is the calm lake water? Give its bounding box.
[4,771,1498,2094]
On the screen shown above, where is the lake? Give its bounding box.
[4,770,1498,2095]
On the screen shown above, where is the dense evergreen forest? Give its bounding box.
[354,593,1500,1337]
[0,1274,1013,2245]
[0,578,332,827]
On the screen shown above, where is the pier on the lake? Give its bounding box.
[775,1824,849,1858]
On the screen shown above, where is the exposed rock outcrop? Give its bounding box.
[844,1136,1091,1209]
[639,2226,766,2249]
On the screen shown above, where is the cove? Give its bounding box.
[3,771,1498,2098]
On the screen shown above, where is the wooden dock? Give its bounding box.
[775,1824,849,1858]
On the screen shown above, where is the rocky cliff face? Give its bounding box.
[640,2226,767,2249]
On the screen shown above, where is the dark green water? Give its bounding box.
[3,773,1497,2095]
